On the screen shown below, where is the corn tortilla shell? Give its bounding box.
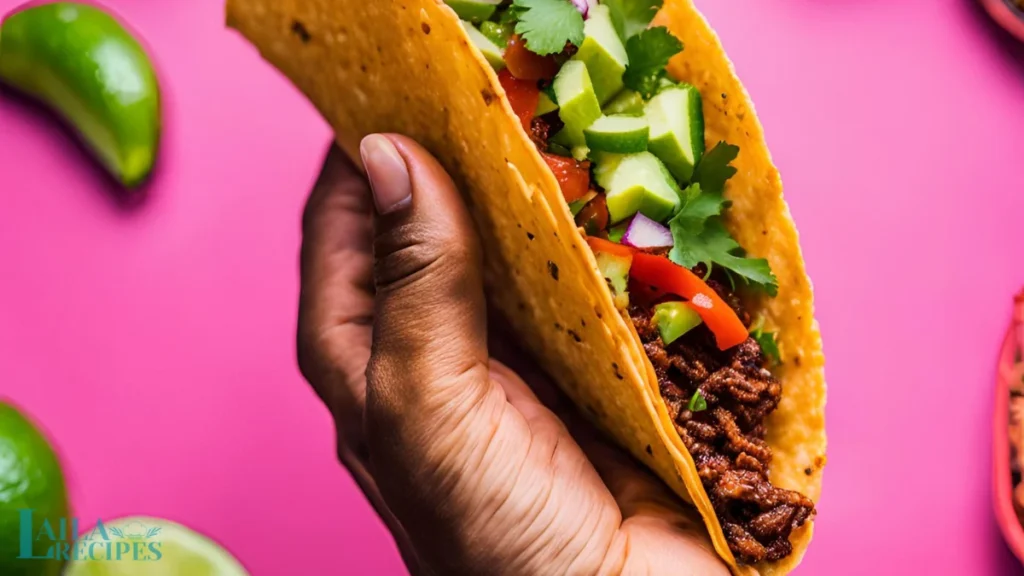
[226,1,826,573]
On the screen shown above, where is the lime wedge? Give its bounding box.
[65,517,248,576]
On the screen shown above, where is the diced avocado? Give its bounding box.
[645,84,705,183]
[536,91,559,116]
[446,0,501,22]
[653,302,703,345]
[571,5,628,105]
[554,61,602,148]
[603,90,645,116]
[595,251,631,296]
[479,20,514,48]
[658,76,679,92]
[584,115,649,154]
[603,152,683,223]
[461,22,505,71]
[607,223,627,243]
[592,151,624,189]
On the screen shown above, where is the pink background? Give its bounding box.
[2,0,1023,574]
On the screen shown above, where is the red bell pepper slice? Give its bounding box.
[586,236,635,259]
[542,153,590,203]
[498,69,539,132]
[629,253,749,351]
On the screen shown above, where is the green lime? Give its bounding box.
[0,2,162,188]
[65,517,249,576]
[0,401,70,576]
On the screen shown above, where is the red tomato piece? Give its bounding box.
[576,194,609,236]
[498,69,540,132]
[504,35,560,81]
[542,153,591,203]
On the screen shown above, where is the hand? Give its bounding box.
[297,134,729,576]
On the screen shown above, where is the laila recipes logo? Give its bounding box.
[17,510,164,562]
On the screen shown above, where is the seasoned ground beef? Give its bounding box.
[630,279,815,564]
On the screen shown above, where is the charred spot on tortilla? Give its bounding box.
[547,261,559,280]
[360,64,367,73]
[482,89,496,106]
[568,330,582,343]
[804,468,813,476]
[645,445,653,456]
[291,20,311,43]
[526,232,534,240]
[554,322,562,331]
[421,22,431,34]
[612,362,623,380]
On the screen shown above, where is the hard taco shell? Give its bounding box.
[227,1,826,573]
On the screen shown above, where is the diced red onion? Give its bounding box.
[622,214,674,249]
[570,0,590,18]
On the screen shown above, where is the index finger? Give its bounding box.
[297,143,374,429]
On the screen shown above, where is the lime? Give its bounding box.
[0,401,70,576]
[65,517,249,576]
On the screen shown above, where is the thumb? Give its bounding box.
[359,132,491,449]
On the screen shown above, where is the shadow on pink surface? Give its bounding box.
[0,84,154,210]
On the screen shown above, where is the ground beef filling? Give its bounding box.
[629,279,815,564]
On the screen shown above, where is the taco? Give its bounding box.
[226,0,826,573]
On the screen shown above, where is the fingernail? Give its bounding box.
[360,134,412,215]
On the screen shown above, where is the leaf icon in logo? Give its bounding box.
[145,526,162,538]
[109,527,124,538]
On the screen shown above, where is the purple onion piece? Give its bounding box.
[622,213,674,249]
[570,0,590,18]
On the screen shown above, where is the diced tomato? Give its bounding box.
[542,153,591,203]
[586,236,636,259]
[629,253,748,351]
[498,69,540,132]
[504,35,560,81]
[576,194,610,236]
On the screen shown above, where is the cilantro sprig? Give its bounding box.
[622,27,682,98]
[750,318,781,365]
[511,0,585,56]
[603,0,664,41]
[667,144,779,295]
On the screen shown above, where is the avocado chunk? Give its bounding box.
[595,251,631,297]
[603,89,645,116]
[461,21,505,71]
[601,152,683,223]
[446,0,501,22]
[554,60,603,149]
[479,21,514,48]
[536,90,558,116]
[591,151,623,189]
[645,84,705,183]
[584,115,649,154]
[653,302,703,345]
[571,5,628,106]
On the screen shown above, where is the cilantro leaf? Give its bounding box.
[751,328,781,366]
[672,184,726,233]
[622,27,682,98]
[693,142,740,193]
[603,0,663,41]
[668,185,778,295]
[512,0,585,56]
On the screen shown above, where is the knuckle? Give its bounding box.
[373,221,477,293]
